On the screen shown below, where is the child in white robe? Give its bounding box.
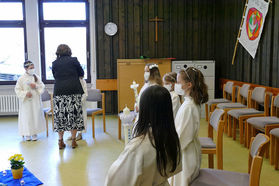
[163,72,181,119]
[136,63,162,111]
[105,85,182,186]
[15,61,46,141]
[77,77,88,140]
[172,67,209,186]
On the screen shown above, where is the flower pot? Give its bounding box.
[11,167,24,179]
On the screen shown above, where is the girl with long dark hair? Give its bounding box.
[105,85,181,186]
[172,67,208,186]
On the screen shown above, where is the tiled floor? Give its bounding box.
[0,115,278,186]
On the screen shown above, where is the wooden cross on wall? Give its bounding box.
[149,16,164,42]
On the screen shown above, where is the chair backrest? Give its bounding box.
[224,81,234,94]
[249,133,269,157]
[271,94,279,117]
[87,89,102,102]
[41,90,51,102]
[251,87,266,105]
[209,109,225,131]
[239,84,250,99]
[248,133,269,186]
[274,95,279,108]
[248,133,269,175]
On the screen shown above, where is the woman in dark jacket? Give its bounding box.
[52,44,85,149]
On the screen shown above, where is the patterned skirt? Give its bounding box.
[53,94,84,132]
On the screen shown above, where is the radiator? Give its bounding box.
[0,95,19,114]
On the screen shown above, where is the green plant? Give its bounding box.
[8,154,25,170]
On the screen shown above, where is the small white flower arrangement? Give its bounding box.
[149,64,158,70]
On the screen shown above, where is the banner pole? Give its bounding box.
[232,0,249,65]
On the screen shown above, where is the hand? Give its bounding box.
[26,92,32,98]
[29,83,36,89]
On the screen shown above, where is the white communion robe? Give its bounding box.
[105,135,182,186]
[80,78,88,132]
[173,96,201,186]
[170,91,181,119]
[15,73,46,136]
[137,82,159,106]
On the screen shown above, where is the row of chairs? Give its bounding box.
[205,81,279,170]
[41,89,106,139]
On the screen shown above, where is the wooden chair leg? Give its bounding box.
[233,118,237,140]
[208,154,214,169]
[118,117,121,140]
[270,134,275,165]
[92,114,95,138]
[45,113,48,137]
[216,148,223,170]
[247,123,252,149]
[265,142,270,159]
[103,111,106,132]
[205,104,209,121]
[228,115,232,137]
[224,112,228,134]
[252,127,257,137]
[275,138,279,170]
[52,113,54,131]
[239,118,244,144]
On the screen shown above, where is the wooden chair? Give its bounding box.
[270,128,279,170]
[227,87,270,145]
[205,81,236,121]
[191,134,270,186]
[246,95,279,158]
[86,89,105,138]
[199,109,225,169]
[217,84,251,135]
[41,90,54,137]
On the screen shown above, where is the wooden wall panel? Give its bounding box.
[95,0,279,113]
[95,0,217,113]
[216,0,279,96]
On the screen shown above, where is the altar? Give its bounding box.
[117,58,172,112]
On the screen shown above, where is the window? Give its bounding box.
[0,1,26,84]
[39,0,90,83]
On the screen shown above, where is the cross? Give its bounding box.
[149,16,164,42]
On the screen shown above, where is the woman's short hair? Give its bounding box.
[56,44,72,58]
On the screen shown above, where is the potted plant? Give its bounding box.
[8,154,25,179]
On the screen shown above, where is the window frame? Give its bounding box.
[0,0,27,85]
[39,0,91,84]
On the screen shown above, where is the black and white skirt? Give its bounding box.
[53,94,84,132]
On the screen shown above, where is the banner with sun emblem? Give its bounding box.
[239,0,269,58]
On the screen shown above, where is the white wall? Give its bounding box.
[0,0,97,96]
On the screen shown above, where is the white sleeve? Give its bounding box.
[175,106,198,150]
[80,79,88,102]
[15,78,27,101]
[35,76,45,95]
[172,95,181,118]
[105,150,143,186]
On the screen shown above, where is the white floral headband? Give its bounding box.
[149,64,158,70]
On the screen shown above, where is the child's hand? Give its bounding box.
[26,92,32,98]
[29,83,36,89]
